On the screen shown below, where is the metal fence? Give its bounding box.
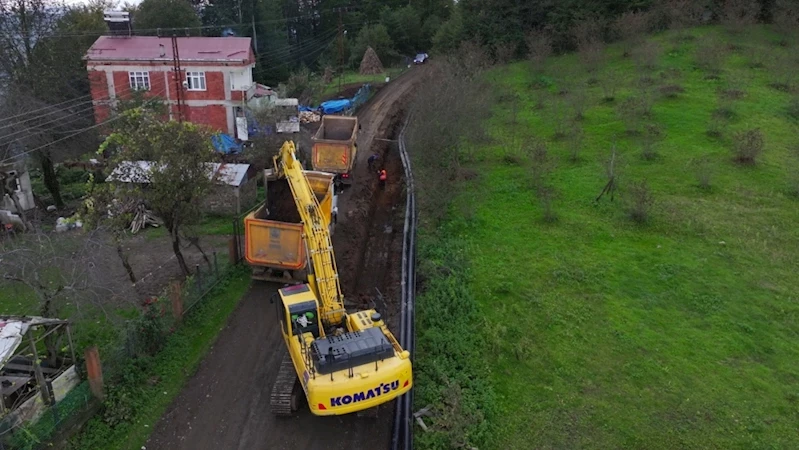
[391,115,418,450]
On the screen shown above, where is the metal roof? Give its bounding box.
[108,161,250,187]
[84,36,254,64]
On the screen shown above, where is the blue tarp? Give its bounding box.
[320,99,352,114]
[298,105,314,112]
[212,133,243,154]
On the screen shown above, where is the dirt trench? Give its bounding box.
[144,67,427,450]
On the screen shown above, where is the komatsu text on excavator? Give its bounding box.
[268,140,412,417]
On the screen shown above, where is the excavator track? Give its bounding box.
[270,352,299,416]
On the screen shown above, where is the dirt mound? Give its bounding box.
[264,179,301,223]
[359,46,385,75]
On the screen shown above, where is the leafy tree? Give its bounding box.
[133,0,202,35]
[432,7,465,53]
[99,109,216,276]
[381,5,424,56]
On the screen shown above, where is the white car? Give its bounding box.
[413,53,429,64]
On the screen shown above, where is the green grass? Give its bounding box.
[70,268,250,450]
[421,26,799,449]
[319,67,406,98]
[144,214,236,239]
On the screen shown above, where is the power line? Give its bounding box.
[0,88,167,164]
[0,81,156,134]
[26,6,361,40]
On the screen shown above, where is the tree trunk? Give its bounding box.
[185,234,211,270]
[116,241,137,283]
[9,192,30,231]
[40,150,64,209]
[171,226,190,276]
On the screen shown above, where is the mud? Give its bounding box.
[145,67,428,450]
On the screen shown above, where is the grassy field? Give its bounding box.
[420,26,799,449]
[318,67,407,99]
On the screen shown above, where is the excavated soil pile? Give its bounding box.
[359,46,385,75]
[264,179,301,223]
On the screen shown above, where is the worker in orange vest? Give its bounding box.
[378,169,387,189]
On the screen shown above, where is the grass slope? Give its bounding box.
[445,26,799,449]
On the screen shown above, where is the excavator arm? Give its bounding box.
[273,141,347,327]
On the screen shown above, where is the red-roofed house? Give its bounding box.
[84,36,256,136]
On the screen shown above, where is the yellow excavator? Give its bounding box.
[269,140,412,416]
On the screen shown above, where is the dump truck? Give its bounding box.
[311,115,359,189]
[243,170,337,283]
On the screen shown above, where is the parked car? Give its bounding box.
[413,53,429,64]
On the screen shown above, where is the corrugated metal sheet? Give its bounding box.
[85,36,254,64]
[108,161,250,187]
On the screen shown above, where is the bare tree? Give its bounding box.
[0,228,135,362]
[571,16,606,74]
[695,36,725,78]
[492,41,517,66]
[632,40,662,73]
[613,11,650,57]
[525,27,553,73]
[600,69,620,102]
[663,0,705,36]
[406,59,493,226]
[773,0,799,45]
[720,0,760,34]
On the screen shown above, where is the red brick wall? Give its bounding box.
[88,70,109,100]
[182,71,225,101]
[93,104,111,124]
[186,105,228,133]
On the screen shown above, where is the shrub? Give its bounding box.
[706,116,726,138]
[625,180,655,223]
[539,186,558,223]
[695,155,714,190]
[569,124,584,162]
[659,84,685,98]
[787,96,799,120]
[695,37,725,78]
[600,69,619,102]
[632,40,662,72]
[526,27,553,72]
[613,11,651,57]
[720,0,761,34]
[567,85,588,121]
[527,139,550,191]
[732,128,765,165]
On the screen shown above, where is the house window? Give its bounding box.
[13,177,21,193]
[128,71,150,91]
[186,72,206,91]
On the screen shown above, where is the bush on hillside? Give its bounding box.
[625,180,655,223]
[732,128,765,165]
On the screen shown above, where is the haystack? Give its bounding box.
[359,46,384,75]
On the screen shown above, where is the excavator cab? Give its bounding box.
[276,284,323,340]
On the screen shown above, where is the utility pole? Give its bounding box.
[251,0,258,52]
[171,33,185,122]
[337,8,344,94]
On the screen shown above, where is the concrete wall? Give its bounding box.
[1,170,35,212]
[203,176,258,215]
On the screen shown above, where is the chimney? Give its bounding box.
[103,11,132,37]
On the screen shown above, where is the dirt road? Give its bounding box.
[145,67,426,450]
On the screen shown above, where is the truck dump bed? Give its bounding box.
[311,116,358,174]
[244,172,336,270]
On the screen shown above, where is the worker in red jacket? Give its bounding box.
[378,169,387,189]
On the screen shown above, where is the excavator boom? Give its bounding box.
[273,141,346,326]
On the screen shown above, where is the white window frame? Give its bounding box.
[13,177,21,193]
[185,71,206,91]
[128,71,150,91]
